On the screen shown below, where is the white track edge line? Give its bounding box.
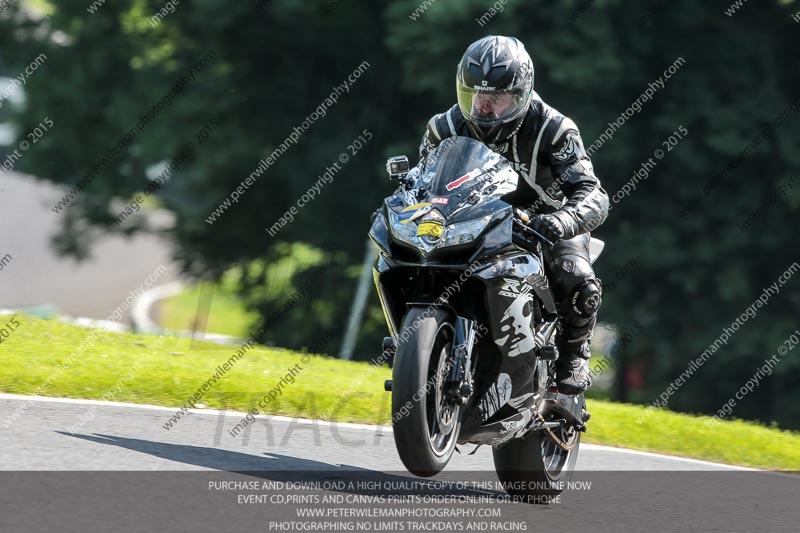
[0,393,771,471]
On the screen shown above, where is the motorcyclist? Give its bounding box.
[417,35,609,394]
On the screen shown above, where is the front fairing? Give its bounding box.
[410,136,517,222]
[369,139,559,436]
[374,137,519,259]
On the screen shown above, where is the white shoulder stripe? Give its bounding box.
[446,110,456,136]
[528,116,551,183]
[524,116,562,209]
[428,115,442,140]
[552,116,578,144]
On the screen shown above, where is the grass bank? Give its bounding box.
[1,316,798,470]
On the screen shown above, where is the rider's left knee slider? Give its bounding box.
[568,278,602,320]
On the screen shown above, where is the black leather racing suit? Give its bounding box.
[418,94,610,367]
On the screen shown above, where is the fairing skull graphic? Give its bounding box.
[494,279,536,357]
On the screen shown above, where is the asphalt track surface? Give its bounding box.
[1,394,797,532]
[0,394,756,472]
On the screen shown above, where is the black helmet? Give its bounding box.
[456,36,534,145]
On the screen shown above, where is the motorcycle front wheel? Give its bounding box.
[392,307,460,477]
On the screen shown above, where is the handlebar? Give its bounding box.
[513,210,555,247]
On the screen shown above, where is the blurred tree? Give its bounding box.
[4,0,799,427]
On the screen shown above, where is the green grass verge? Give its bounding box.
[158,242,329,338]
[2,317,799,470]
[158,283,257,339]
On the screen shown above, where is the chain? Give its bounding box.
[544,426,577,451]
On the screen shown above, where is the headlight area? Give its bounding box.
[440,214,494,247]
[387,208,420,247]
[388,209,494,250]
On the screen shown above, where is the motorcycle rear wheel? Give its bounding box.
[392,307,459,477]
[492,422,581,502]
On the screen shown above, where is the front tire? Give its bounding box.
[392,307,459,477]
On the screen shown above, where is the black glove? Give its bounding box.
[529,213,567,243]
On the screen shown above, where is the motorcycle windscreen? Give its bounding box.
[418,137,518,206]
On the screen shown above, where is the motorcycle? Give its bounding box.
[368,136,604,500]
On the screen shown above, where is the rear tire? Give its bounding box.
[392,307,458,477]
[492,425,580,503]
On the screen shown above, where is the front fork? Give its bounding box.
[446,316,477,405]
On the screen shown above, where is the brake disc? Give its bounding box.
[434,345,458,436]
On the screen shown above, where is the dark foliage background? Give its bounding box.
[1,0,798,427]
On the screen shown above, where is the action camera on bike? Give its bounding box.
[386,155,410,180]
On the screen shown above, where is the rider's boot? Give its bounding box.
[555,316,595,395]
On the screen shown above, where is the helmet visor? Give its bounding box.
[457,84,528,127]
